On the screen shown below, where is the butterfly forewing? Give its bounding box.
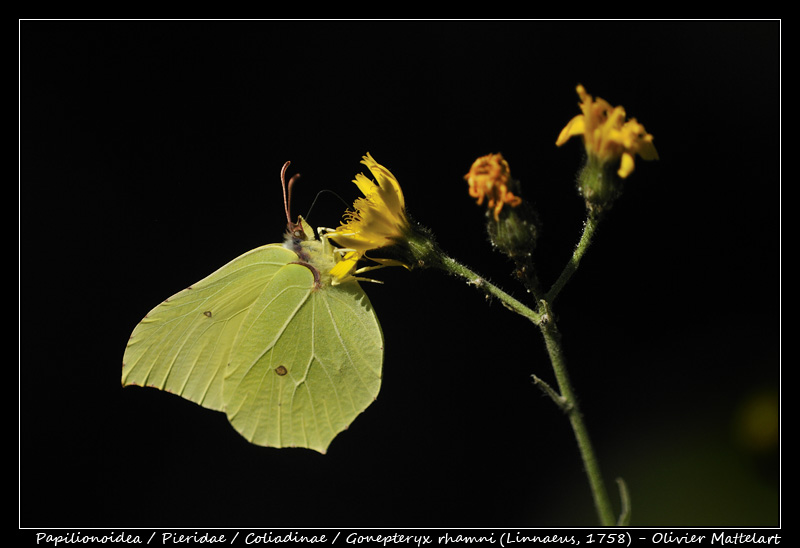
[122,244,296,411]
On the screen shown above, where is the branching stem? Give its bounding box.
[433,209,620,526]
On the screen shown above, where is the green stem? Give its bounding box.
[538,300,616,526]
[430,229,616,525]
[437,254,543,325]
[545,208,600,303]
[615,478,631,526]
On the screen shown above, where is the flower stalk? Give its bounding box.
[545,208,601,303]
[537,299,617,526]
[435,253,543,325]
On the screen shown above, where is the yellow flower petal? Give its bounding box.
[327,154,411,282]
[557,85,658,178]
[556,114,586,146]
[638,140,659,161]
[617,152,635,179]
[361,152,405,213]
[329,251,360,280]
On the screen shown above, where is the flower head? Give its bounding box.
[328,153,412,280]
[556,85,658,179]
[464,153,522,220]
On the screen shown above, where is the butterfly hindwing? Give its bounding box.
[224,255,384,453]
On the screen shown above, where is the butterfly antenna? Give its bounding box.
[280,161,301,225]
[304,189,351,222]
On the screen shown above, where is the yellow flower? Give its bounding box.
[464,153,522,220]
[556,85,658,178]
[328,153,410,280]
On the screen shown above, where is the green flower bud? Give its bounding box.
[486,197,539,262]
[577,155,624,212]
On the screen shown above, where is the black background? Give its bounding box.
[21,20,780,528]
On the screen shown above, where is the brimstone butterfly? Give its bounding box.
[122,163,383,453]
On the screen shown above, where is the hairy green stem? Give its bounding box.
[538,300,616,526]
[546,209,600,302]
[436,254,543,325]
[616,478,631,526]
